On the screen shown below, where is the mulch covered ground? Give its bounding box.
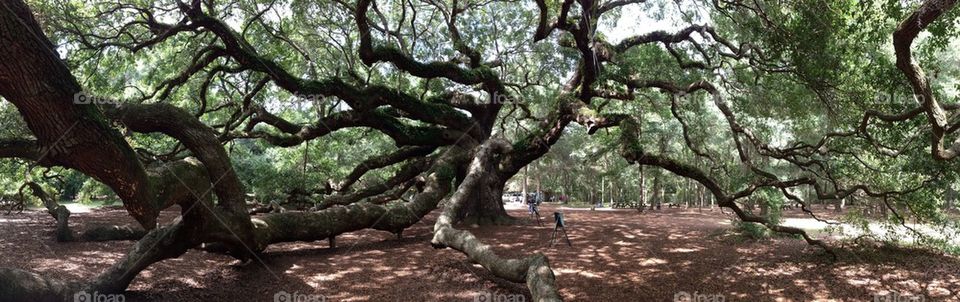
[0,205,957,301]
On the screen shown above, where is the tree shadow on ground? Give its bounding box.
[2,207,958,301]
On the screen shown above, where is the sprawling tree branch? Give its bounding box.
[893,0,960,160]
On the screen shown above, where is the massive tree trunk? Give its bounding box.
[431,139,561,302]
[0,0,157,228]
[456,171,512,225]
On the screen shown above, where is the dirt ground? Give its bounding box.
[0,205,958,302]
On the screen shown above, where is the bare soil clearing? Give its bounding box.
[1,205,957,301]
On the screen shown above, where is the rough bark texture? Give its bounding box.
[456,172,512,225]
[251,149,462,249]
[893,0,960,160]
[0,0,157,228]
[0,268,75,302]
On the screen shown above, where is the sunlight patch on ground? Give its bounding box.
[63,203,93,213]
[666,247,703,253]
[781,217,960,245]
[781,218,831,230]
[578,271,602,278]
[638,258,667,266]
[308,266,362,283]
[613,240,635,246]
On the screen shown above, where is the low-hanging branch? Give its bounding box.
[314,155,435,210]
[892,0,960,160]
[334,145,438,191]
[245,106,465,147]
[614,117,837,258]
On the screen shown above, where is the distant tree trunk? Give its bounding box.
[638,165,646,210]
[600,177,605,207]
[560,171,569,203]
[652,174,662,210]
[637,107,645,210]
[612,180,617,206]
[946,185,956,210]
[698,186,705,212]
[834,197,845,212]
[536,166,542,203]
[707,188,713,208]
[521,166,528,204]
[619,186,624,207]
[613,181,617,206]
